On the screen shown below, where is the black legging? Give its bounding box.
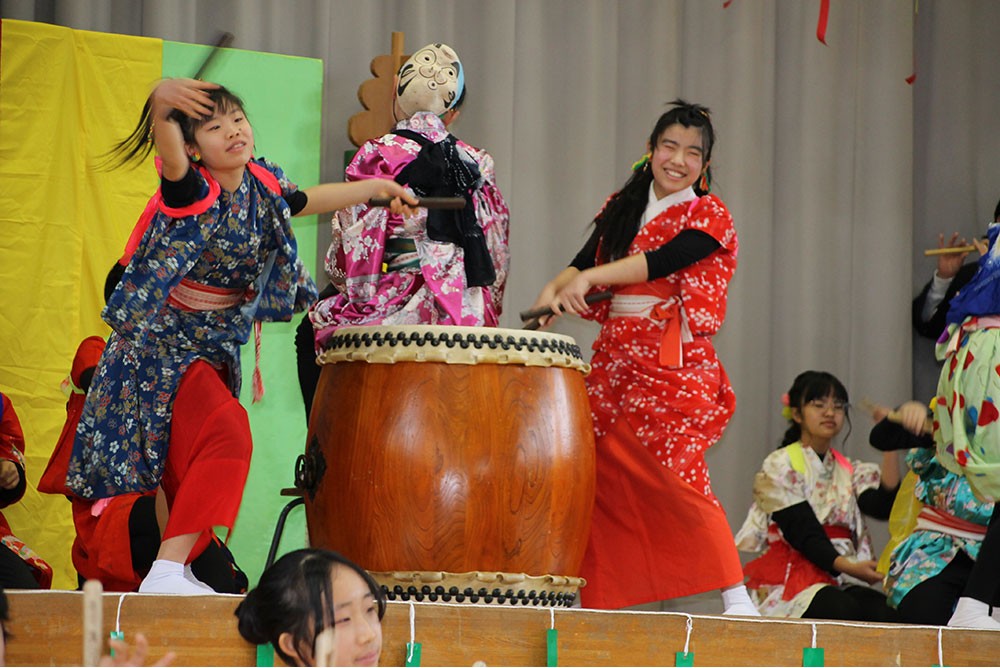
[127,495,248,594]
[296,283,338,423]
[964,504,1000,605]
[0,544,41,589]
[897,551,976,625]
[802,584,899,622]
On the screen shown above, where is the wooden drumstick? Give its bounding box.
[924,245,977,257]
[193,31,234,80]
[520,290,614,323]
[368,196,467,209]
[82,579,103,667]
[858,397,933,435]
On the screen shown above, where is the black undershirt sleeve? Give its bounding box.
[286,190,307,216]
[568,228,720,279]
[160,167,201,208]
[857,485,898,520]
[868,417,934,452]
[771,502,841,574]
[643,229,721,280]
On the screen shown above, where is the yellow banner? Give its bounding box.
[0,19,161,589]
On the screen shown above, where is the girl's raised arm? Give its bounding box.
[148,78,218,181]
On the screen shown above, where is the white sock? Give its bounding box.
[948,597,1000,629]
[183,564,214,592]
[721,584,761,616]
[139,560,212,595]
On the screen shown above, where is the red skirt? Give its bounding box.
[161,361,251,560]
[579,416,744,609]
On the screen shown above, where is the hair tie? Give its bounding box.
[780,392,793,421]
[631,152,651,173]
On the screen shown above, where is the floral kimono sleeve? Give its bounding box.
[753,449,808,514]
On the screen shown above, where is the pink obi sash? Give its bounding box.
[609,283,691,367]
[167,278,247,312]
[915,505,987,541]
[166,278,265,403]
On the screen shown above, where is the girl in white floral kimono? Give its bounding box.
[735,371,901,620]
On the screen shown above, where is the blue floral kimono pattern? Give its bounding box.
[67,158,317,499]
[884,447,994,608]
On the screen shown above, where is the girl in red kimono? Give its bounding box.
[530,100,755,613]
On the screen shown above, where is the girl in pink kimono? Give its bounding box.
[310,44,510,348]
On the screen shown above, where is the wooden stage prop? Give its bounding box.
[301,326,596,606]
[7,590,1000,666]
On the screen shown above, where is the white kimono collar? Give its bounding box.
[641,184,697,228]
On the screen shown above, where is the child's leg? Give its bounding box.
[720,582,760,616]
[949,504,1000,628]
[139,361,252,595]
[897,551,973,625]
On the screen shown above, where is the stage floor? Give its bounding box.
[6,590,1000,666]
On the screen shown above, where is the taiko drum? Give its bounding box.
[302,325,596,599]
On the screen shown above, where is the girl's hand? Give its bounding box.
[935,232,969,279]
[150,78,218,121]
[833,556,884,586]
[527,284,560,329]
[973,236,990,256]
[552,272,593,316]
[370,179,418,216]
[0,460,19,490]
[896,400,930,435]
[99,633,176,667]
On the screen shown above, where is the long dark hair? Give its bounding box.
[235,549,386,666]
[101,85,248,171]
[780,370,851,447]
[592,99,715,264]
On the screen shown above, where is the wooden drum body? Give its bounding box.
[302,325,596,606]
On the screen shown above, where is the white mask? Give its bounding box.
[395,43,464,118]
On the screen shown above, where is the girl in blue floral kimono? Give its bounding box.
[68,78,413,594]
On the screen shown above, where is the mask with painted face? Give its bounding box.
[395,43,465,118]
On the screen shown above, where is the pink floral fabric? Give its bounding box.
[310,112,510,347]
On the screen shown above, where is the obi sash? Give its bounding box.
[915,505,988,542]
[166,278,265,403]
[608,282,692,367]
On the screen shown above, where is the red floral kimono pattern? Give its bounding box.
[579,193,741,608]
[587,193,738,497]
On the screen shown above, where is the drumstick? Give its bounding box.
[924,245,977,257]
[82,579,103,667]
[519,290,614,322]
[858,397,933,435]
[368,196,467,209]
[193,31,234,80]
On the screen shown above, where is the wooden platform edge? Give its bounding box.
[6,590,1000,666]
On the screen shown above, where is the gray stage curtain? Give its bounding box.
[4,0,999,612]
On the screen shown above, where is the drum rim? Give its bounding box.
[328,323,581,345]
[317,324,592,373]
